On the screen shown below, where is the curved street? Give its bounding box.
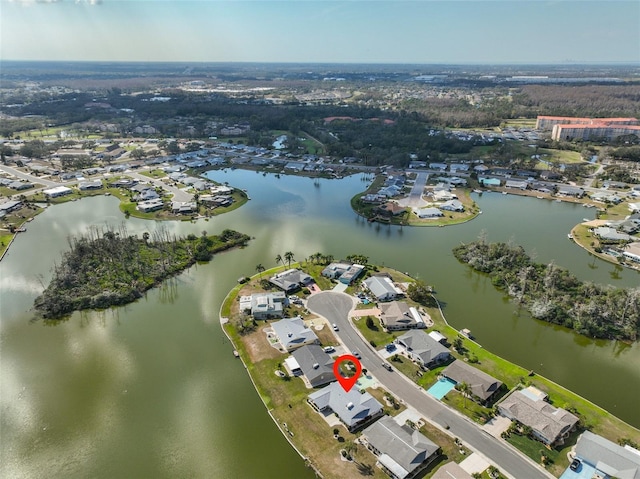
[306,291,553,479]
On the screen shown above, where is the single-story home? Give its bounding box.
[43,186,73,198]
[415,207,443,219]
[290,344,335,388]
[78,179,103,191]
[308,382,383,432]
[557,185,585,198]
[269,268,314,293]
[364,276,403,302]
[379,301,425,330]
[271,316,319,352]
[442,360,503,405]
[505,180,528,190]
[396,330,450,368]
[0,200,23,214]
[497,386,579,446]
[361,415,440,479]
[9,181,34,191]
[479,177,502,187]
[136,198,164,212]
[593,227,633,242]
[440,200,464,212]
[171,201,197,214]
[431,462,474,479]
[321,262,365,284]
[573,431,640,479]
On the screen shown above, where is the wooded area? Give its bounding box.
[34,225,250,319]
[453,241,640,341]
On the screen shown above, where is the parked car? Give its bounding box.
[570,459,580,471]
[323,346,335,353]
[382,363,393,371]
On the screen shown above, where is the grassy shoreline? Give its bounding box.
[220,264,640,479]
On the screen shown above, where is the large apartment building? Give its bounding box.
[535,115,640,141]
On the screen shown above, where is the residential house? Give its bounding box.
[361,415,440,479]
[364,276,403,302]
[557,185,585,198]
[432,190,456,202]
[442,360,503,405]
[307,381,383,432]
[449,163,469,173]
[321,262,365,285]
[136,198,164,212]
[505,180,528,190]
[9,181,34,191]
[396,330,451,368]
[0,200,23,216]
[429,163,447,171]
[431,462,474,479]
[573,431,640,479]
[171,201,197,214]
[379,202,407,217]
[440,200,464,212]
[249,292,287,319]
[290,345,335,388]
[78,179,103,191]
[593,227,633,242]
[540,170,562,181]
[271,316,319,352]
[497,386,579,446]
[43,186,73,198]
[379,301,425,330]
[622,242,640,263]
[269,268,314,293]
[479,177,502,187]
[415,207,444,219]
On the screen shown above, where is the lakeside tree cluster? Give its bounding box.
[452,241,640,341]
[34,225,249,319]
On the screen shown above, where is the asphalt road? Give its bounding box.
[406,171,429,207]
[306,291,553,479]
[0,164,58,187]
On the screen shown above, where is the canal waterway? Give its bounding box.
[1,170,638,478]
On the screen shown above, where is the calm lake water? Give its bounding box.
[1,170,638,478]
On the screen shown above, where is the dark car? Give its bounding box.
[570,459,580,471]
[382,363,393,371]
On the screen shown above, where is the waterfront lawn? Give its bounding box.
[505,432,560,471]
[139,169,166,179]
[0,230,14,256]
[407,189,481,227]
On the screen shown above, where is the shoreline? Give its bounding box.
[219,266,640,479]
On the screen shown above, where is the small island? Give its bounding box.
[34,226,250,319]
[453,240,640,341]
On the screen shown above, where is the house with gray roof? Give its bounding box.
[442,360,503,405]
[249,292,287,319]
[379,301,425,331]
[321,262,365,284]
[291,345,335,388]
[269,268,314,293]
[78,179,103,191]
[364,276,403,302]
[497,386,579,446]
[557,185,585,198]
[415,207,444,219]
[396,330,450,368]
[431,462,474,479]
[505,179,528,190]
[271,316,319,352]
[440,199,464,212]
[361,415,440,479]
[573,430,640,479]
[308,382,383,432]
[593,227,634,242]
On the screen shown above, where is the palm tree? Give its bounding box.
[275,254,283,269]
[458,381,471,409]
[142,232,150,245]
[256,263,265,280]
[284,251,295,269]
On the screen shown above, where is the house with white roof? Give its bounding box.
[440,200,464,212]
[308,382,383,432]
[361,415,440,479]
[364,276,403,302]
[271,316,319,352]
[249,292,287,319]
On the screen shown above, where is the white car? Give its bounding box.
[332,323,339,331]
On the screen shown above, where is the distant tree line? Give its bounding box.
[453,240,640,341]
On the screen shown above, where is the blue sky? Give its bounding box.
[1,1,639,64]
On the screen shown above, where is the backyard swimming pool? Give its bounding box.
[427,377,457,400]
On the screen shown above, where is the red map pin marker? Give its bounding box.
[333,354,362,392]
